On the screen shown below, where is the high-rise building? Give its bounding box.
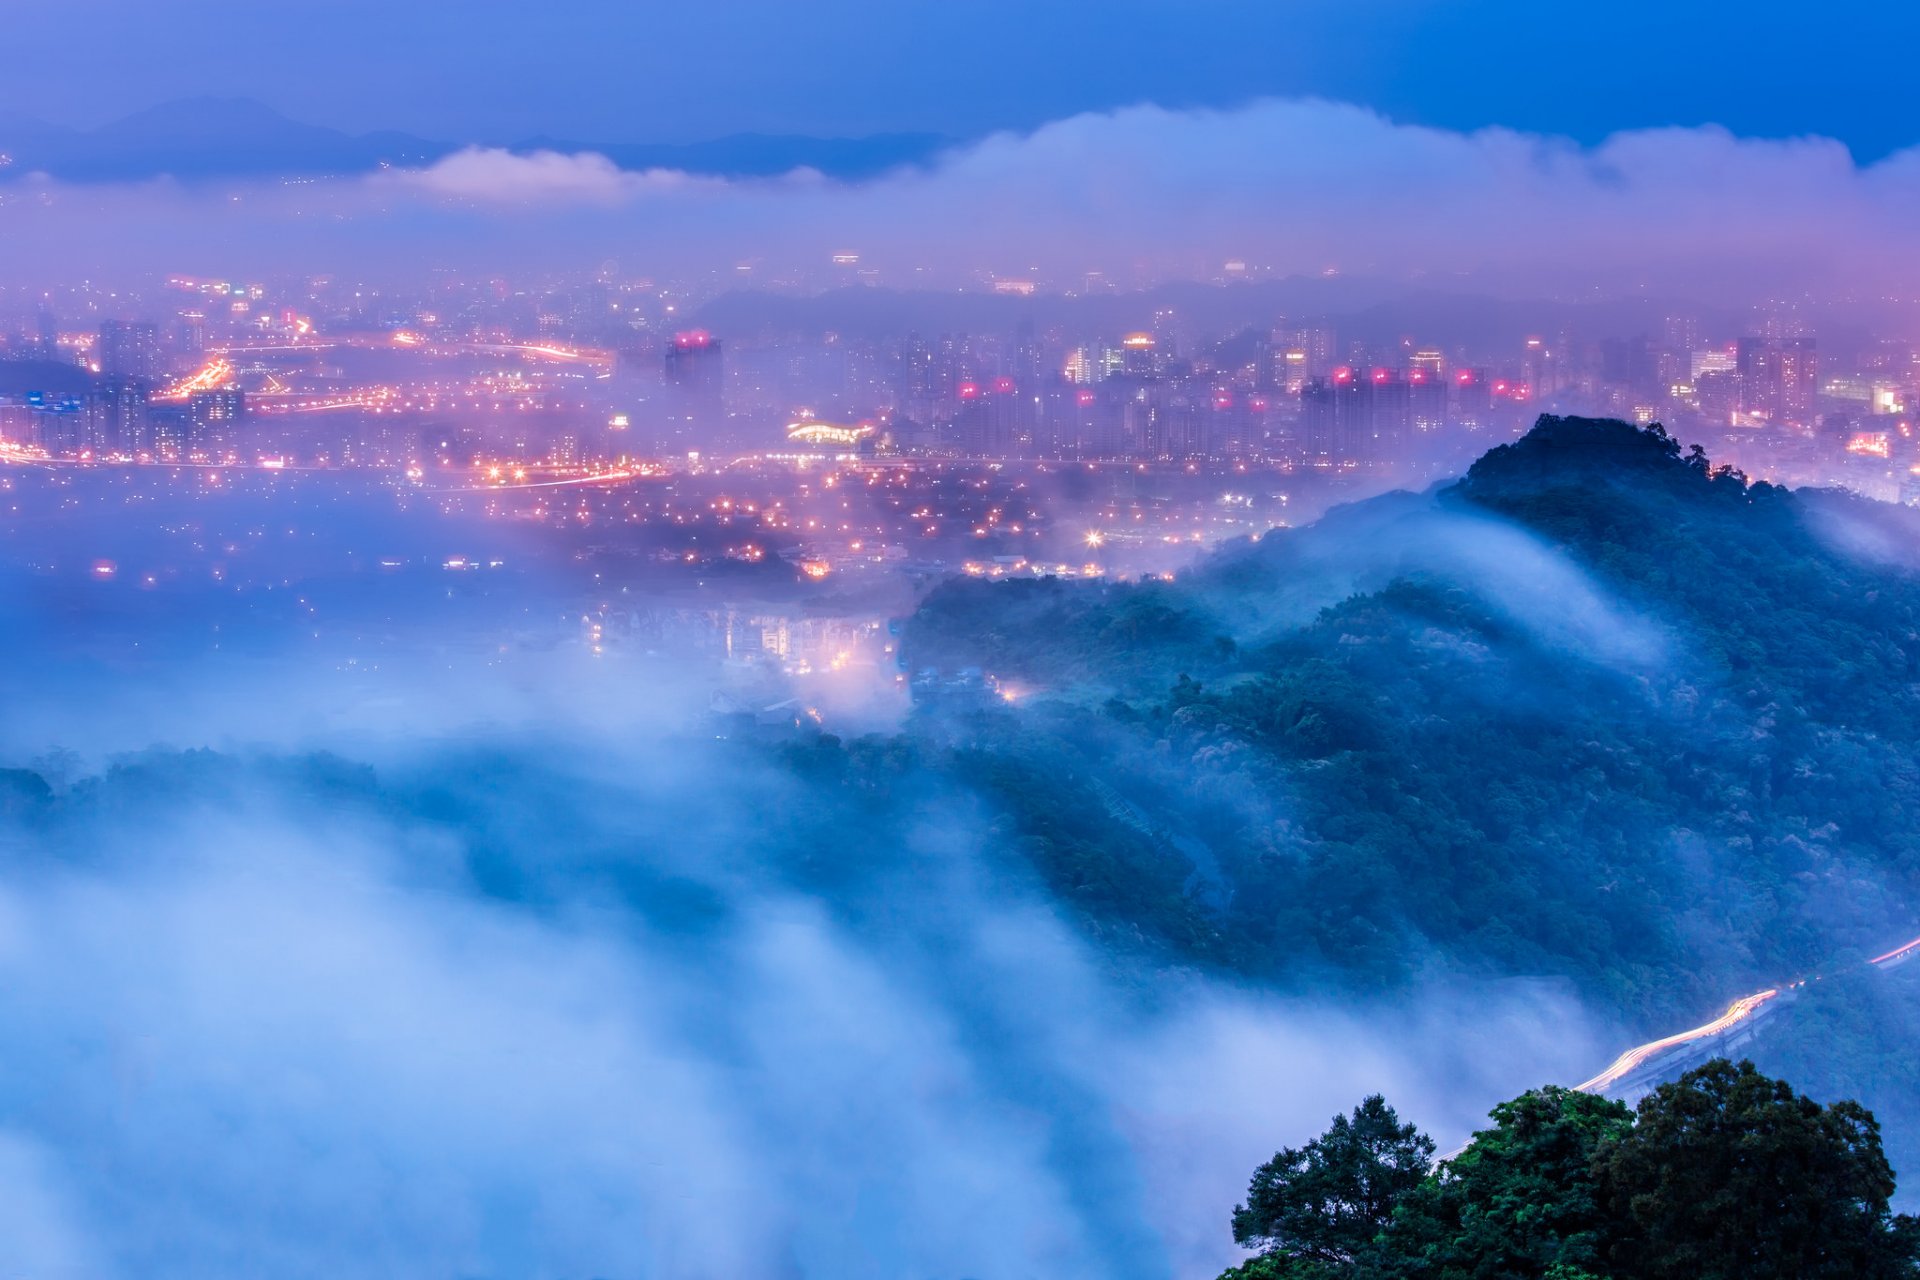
[1453,369,1492,430]
[99,321,161,384]
[1692,349,1737,380]
[664,330,726,447]
[1408,367,1447,431]
[1301,368,1370,464]
[1663,315,1702,356]
[187,388,247,459]
[1734,336,1817,420]
[665,330,724,396]
[1119,333,1158,377]
[83,380,151,455]
[0,403,32,444]
[953,378,1020,456]
[1778,338,1818,420]
[1276,321,1337,377]
[1601,336,1659,396]
[1366,369,1411,453]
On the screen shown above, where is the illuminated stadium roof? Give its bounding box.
[785,421,875,447]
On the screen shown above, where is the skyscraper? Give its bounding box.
[84,381,151,455]
[187,389,247,460]
[664,330,725,445]
[99,321,161,384]
[665,330,724,398]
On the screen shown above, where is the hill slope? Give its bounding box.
[898,417,1920,1027]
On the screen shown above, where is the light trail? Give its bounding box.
[1574,989,1779,1094]
[420,469,643,493]
[1570,925,1920,1098]
[248,391,395,415]
[1868,934,1920,967]
[467,342,615,367]
[154,357,234,402]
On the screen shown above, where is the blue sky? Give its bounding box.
[6,0,1916,156]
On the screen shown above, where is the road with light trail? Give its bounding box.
[1572,929,1920,1096]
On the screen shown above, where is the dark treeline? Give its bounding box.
[1223,1059,1920,1280]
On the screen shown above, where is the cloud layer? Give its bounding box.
[3,97,1918,299]
[0,724,1603,1279]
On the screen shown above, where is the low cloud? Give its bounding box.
[0,691,1604,1278]
[1,97,1916,297]
[384,147,726,206]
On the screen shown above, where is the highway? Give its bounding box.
[1573,929,1920,1096]
[1573,990,1780,1093]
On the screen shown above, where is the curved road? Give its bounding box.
[1574,930,1920,1095]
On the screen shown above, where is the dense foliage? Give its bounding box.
[1224,1060,1920,1280]
[897,417,1920,1027]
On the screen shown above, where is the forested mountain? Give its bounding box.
[898,417,1920,1022]
[900,413,1920,1191]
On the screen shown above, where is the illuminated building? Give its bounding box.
[1274,322,1336,377]
[150,404,188,461]
[85,380,151,455]
[1301,369,1365,464]
[1778,338,1819,419]
[1453,369,1492,431]
[187,388,247,459]
[664,331,725,445]
[666,331,724,396]
[1041,383,1103,457]
[779,419,876,460]
[1301,368,1409,464]
[1408,366,1447,431]
[953,378,1020,456]
[98,320,161,384]
[1664,315,1701,355]
[1692,349,1737,380]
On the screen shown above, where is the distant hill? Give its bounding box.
[0,358,95,395]
[0,96,949,184]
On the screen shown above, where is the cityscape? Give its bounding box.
[4,276,1914,577]
[8,4,1920,1279]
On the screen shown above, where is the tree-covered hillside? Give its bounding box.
[896,417,1920,1026]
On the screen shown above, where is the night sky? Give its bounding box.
[6,0,1915,157]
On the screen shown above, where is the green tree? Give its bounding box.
[1386,1086,1632,1280]
[1596,1059,1920,1280]
[1229,1095,1435,1277]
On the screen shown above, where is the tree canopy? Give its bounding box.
[1232,1095,1435,1273]
[1222,1060,1920,1280]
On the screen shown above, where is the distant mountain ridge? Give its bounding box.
[0,96,951,184]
